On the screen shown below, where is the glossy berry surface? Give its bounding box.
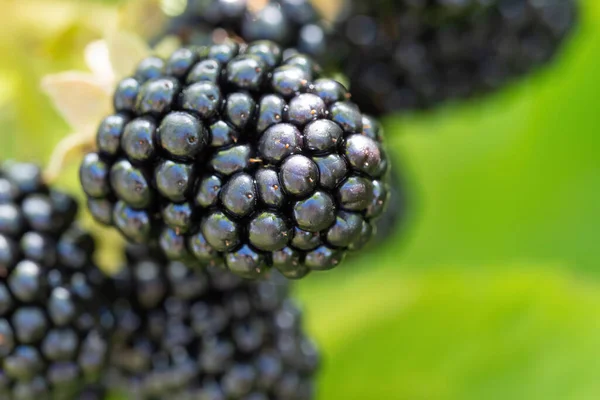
[0,162,112,399]
[108,245,319,399]
[326,0,578,115]
[82,40,392,279]
[162,0,327,57]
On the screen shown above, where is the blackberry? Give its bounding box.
[81,40,392,279]
[162,0,327,57]
[327,0,578,115]
[107,245,319,399]
[0,162,112,399]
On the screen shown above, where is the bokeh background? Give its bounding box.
[1,0,600,399]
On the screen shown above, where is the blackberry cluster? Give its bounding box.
[80,40,391,279]
[331,0,578,115]
[0,162,112,399]
[108,245,319,399]
[164,0,327,57]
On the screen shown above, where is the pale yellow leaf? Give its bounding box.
[44,131,97,184]
[311,0,345,22]
[106,31,151,79]
[85,40,115,85]
[41,72,112,132]
[153,35,181,59]
[248,0,269,13]
[160,0,187,17]
[117,0,167,40]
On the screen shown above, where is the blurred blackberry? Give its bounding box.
[79,385,107,400]
[328,0,578,115]
[163,0,327,57]
[0,162,113,398]
[107,245,319,399]
[81,40,392,279]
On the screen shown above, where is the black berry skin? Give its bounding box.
[108,246,319,399]
[157,111,208,161]
[324,0,578,115]
[0,162,112,398]
[82,40,392,279]
[162,0,327,58]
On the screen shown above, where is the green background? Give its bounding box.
[1,0,599,398]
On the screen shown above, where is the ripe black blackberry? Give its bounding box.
[0,162,112,398]
[329,0,578,115]
[163,0,327,57]
[81,40,391,279]
[107,245,319,399]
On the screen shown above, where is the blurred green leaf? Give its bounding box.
[298,264,600,400]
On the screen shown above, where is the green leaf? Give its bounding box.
[297,264,600,400]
